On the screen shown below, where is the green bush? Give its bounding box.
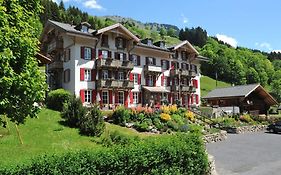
[134,121,150,132]
[79,105,105,136]
[0,133,209,175]
[101,130,140,147]
[46,89,72,111]
[61,95,86,127]
[112,106,131,126]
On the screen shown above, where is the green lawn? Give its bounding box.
[0,108,144,167]
[200,75,231,97]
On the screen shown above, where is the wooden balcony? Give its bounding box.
[48,61,63,70]
[96,59,134,70]
[170,69,197,77]
[143,64,162,75]
[96,79,134,89]
[171,85,196,93]
[47,40,63,53]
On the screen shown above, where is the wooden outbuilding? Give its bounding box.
[203,84,278,115]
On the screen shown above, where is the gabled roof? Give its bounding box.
[136,43,171,52]
[46,20,95,37]
[94,23,140,42]
[203,84,278,106]
[168,40,199,55]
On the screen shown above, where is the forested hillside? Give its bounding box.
[40,0,281,102]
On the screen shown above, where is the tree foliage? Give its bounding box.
[0,0,47,125]
[179,27,208,47]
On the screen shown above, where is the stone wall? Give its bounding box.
[224,125,267,134]
[203,130,227,143]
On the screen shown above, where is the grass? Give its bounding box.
[200,75,231,97]
[0,108,145,167]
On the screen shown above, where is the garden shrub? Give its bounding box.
[239,114,254,123]
[134,121,150,132]
[79,105,105,136]
[0,133,209,175]
[61,95,86,127]
[102,130,140,147]
[46,89,72,111]
[167,120,179,131]
[112,106,131,126]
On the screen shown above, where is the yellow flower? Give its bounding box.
[160,113,171,121]
[169,105,177,113]
[161,105,170,114]
[185,111,195,122]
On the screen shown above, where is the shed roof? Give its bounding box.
[203,84,278,106]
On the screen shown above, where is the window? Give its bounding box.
[102,91,108,104]
[148,75,153,86]
[101,35,108,47]
[147,39,152,46]
[182,63,187,70]
[118,72,124,80]
[84,69,91,81]
[174,94,178,102]
[147,57,154,65]
[163,77,167,86]
[119,53,124,61]
[174,78,178,86]
[182,51,187,60]
[184,95,188,105]
[183,78,187,86]
[84,47,91,60]
[162,60,167,69]
[192,95,196,104]
[64,49,71,62]
[159,42,164,48]
[133,74,138,84]
[85,90,91,103]
[133,92,138,104]
[131,55,138,66]
[81,25,88,33]
[118,91,124,104]
[64,69,70,83]
[102,50,108,59]
[116,37,125,49]
[102,70,108,79]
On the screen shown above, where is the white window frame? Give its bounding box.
[118,91,124,104]
[116,37,124,49]
[193,94,196,104]
[163,77,167,87]
[148,57,154,65]
[118,72,124,80]
[81,25,88,33]
[133,74,138,84]
[132,55,138,66]
[84,69,91,81]
[85,90,91,103]
[102,70,108,79]
[119,53,124,61]
[102,50,108,59]
[102,91,108,105]
[162,60,167,69]
[147,40,152,46]
[84,47,91,60]
[133,92,138,104]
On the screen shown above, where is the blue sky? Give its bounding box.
[54,0,281,52]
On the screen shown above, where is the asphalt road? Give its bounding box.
[206,131,281,175]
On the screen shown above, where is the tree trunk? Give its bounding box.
[15,124,23,145]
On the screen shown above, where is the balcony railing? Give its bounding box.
[171,85,196,93]
[47,40,63,53]
[96,79,134,89]
[48,61,63,70]
[143,64,162,73]
[96,59,134,70]
[170,69,197,77]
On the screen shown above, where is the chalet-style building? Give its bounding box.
[203,84,278,115]
[40,20,208,109]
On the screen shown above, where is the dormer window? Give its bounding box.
[115,37,126,49]
[81,25,88,33]
[159,42,165,48]
[147,40,152,46]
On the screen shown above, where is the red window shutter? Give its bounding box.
[168,93,171,103]
[80,68,85,81]
[98,50,102,58]
[139,92,142,104]
[138,74,141,84]
[191,94,194,104]
[137,56,140,65]
[108,51,112,58]
[80,90,85,103]
[129,73,133,81]
[92,90,96,103]
[91,48,96,60]
[167,77,170,86]
[124,91,128,107]
[195,80,198,88]
[91,70,96,81]
[196,94,199,104]
[80,47,85,59]
[109,90,113,104]
[161,75,164,86]
[130,91,133,104]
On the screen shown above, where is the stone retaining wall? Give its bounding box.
[203,130,227,143]
[224,125,267,134]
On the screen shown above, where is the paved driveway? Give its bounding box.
[206,132,281,175]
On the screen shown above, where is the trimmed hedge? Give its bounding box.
[0,133,209,175]
[46,89,72,111]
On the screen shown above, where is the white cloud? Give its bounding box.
[83,0,103,10]
[181,14,188,24]
[51,0,70,3]
[216,34,238,48]
[255,42,272,51]
[271,50,281,53]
